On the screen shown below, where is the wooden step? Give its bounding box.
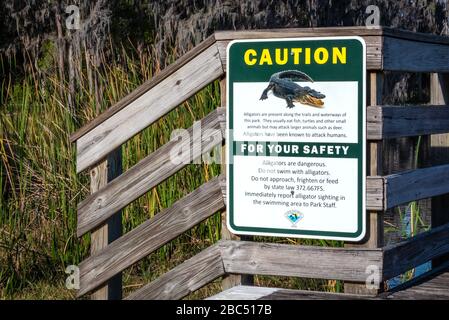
[206,285,374,300]
[208,267,449,300]
[385,265,449,300]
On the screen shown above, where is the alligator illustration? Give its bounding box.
[259,70,325,108]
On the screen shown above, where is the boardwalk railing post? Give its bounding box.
[430,72,449,267]
[345,71,384,295]
[89,148,122,300]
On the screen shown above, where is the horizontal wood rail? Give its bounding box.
[383,260,449,299]
[126,244,224,300]
[209,268,449,300]
[74,44,224,172]
[71,27,449,173]
[78,175,226,297]
[207,285,372,300]
[382,36,449,72]
[220,241,382,281]
[384,164,449,209]
[383,222,449,280]
[214,30,383,70]
[367,105,449,140]
[213,26,449,45]
[77,108,225,237]
[215,27,449,72]
[70,36,217,143]
[126,240,383,300]
[366,164,449,211]
[125,221,449,299]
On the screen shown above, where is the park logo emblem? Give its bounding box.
[284,210,304,227]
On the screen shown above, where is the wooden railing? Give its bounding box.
[71,26,449,299]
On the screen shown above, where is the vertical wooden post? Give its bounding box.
[220,78,253,290]
[367,71,385,250]
[344,72,384,295]
[430,73,449,267]
[90,148,122,300]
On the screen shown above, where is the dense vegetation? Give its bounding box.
[0,0,448,299]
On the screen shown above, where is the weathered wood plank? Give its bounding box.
[123,234,449,300]
[77,108,225,236]
[383,37,449,72]
[76,44,224,172]
[383,260,449,298]
[386,267,449,300]
[367,105,449,140]
[70,35,217,143]
[366,165,449,211]
[382,27,449,45]
[89,149,122,300]
[216,35,382,70]
[125,244,224,300]
[383,222,449,280]
[125,239,385,300]
[207,285,375,300]
[384,164,449,209]
[366,176,384,211]
[219,241,383,282]
[207,286,279,300]
[214,26,384,40]
[77,176,225,297]
[217,27,449,71]
[215,27,449,45]
[260,288,376,300]
[210,270,449,300]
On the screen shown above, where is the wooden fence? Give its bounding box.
[71,26,449,299]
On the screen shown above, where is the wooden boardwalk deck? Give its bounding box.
[207,286,369,300]
[208,267,449,300]
[386,269,449,300]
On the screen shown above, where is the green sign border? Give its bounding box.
[226,37,366,241]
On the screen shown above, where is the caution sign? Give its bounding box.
[226,37,366,241]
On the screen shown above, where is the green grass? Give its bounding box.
[0,40,342,299]
[390,135,430,285]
